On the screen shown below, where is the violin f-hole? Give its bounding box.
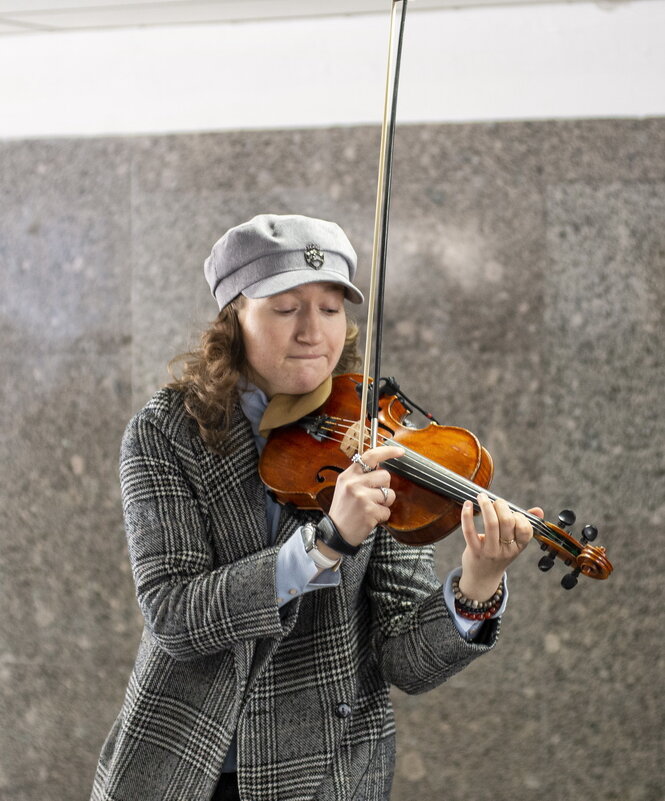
[316,465,344,483]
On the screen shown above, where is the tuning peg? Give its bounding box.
[561,569,580,590]
[581,524,598,544]
[538,552,556,572]
[538,509,584,576]
[558,509,576,529]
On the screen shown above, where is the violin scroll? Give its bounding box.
[536,510,613,588]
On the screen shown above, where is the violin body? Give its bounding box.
[370,391,494,545]
[259,374,613,582]
[260,373,492,545]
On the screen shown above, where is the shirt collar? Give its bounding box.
[238,379,270,440]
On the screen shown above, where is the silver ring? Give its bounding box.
[500,537,517,545]
[352,453,374,474]
[379,487,389,503]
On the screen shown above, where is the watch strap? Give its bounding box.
[316,513,361,557]
[301,524,342,570]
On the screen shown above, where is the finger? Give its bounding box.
[372,495,393,524]
[376,487,396,507]
[494,498,516,540]
[460,499,481,553]
[478,492,499,540]
[514,512,534,546]
[366,469,392,488]
[361,445,405,470]
[527,506,544,519]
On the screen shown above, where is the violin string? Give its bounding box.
[319,413,504,509]
[303,415,569,553]
[316,415,493,506]
[324,414,559,538]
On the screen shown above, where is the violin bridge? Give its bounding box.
[340,420,367,459]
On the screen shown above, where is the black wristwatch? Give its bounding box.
[315,513,361,557]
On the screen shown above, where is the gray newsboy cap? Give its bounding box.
[204,213,364,309]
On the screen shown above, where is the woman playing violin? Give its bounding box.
[90,213,543,801]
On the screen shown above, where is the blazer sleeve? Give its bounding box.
[366,526,500,695]
[120,412,289,661]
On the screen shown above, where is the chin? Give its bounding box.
[288,379,323,396]
[288,370,328,396]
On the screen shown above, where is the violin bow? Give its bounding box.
[358,0,410,453]
[353,3,613,588]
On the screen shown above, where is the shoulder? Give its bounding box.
[122,388,250,457]
[140,387,187,428]
[122,388,197,455]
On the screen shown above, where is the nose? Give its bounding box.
[295,306,324,344]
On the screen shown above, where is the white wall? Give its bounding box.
[1,0,664,139]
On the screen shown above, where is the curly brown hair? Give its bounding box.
[167,296,362,454]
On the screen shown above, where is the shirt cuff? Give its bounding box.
[443,567,509,641]
[275,527,341,607]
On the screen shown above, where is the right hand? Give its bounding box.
[326,444,404,552]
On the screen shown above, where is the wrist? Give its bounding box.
[301,524,342,571]
[317,540,342,561]
[458,571,505,603]
[315,513,361,557]
[453,574,505,621]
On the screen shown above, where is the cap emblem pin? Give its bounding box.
[304,243,325,269]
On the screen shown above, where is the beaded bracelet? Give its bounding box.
[452,576,504,621]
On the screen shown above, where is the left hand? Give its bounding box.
[459,492,544,602]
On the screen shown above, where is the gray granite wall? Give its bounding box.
[1,119,663,801]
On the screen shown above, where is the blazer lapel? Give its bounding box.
[197,405,268,564]
[195,401,322,560]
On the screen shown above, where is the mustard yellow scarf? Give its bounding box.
[258,376,332,438]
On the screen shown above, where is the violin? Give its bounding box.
[264,1,612,590]
[259,373,613,588]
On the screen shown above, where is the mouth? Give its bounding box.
[288,355,325,360]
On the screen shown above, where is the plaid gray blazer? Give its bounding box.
[91,388,499,801]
